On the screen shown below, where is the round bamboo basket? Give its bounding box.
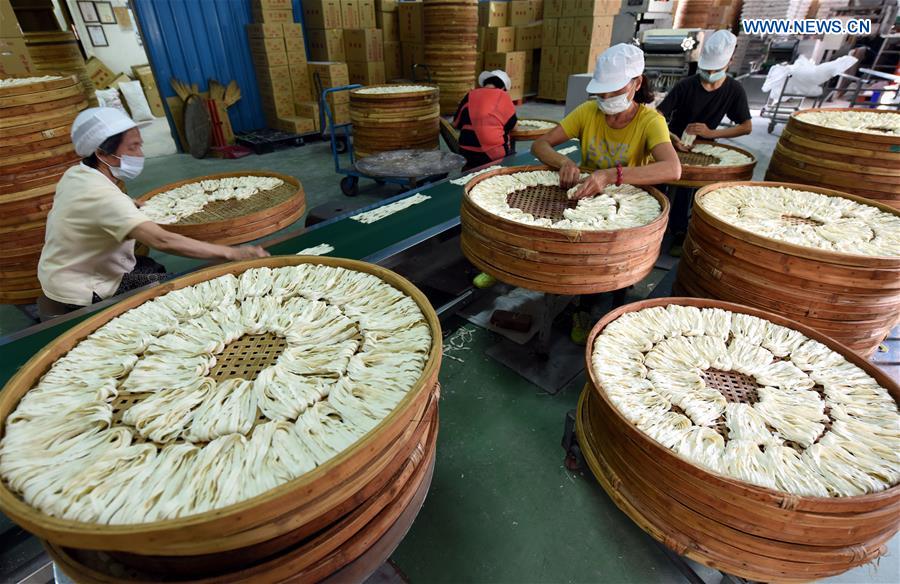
[0,74,86,304]
[460,165,670,295]
[510,119,558,141]
[0,255,443,575]
[423,0,478,114]
[674,180,900,356]
[349,84,440,159]
[765,108,900,209]
[24,31,97,106]
[136,171,306,245]
[672,142,756,187]
[578,297,900,583]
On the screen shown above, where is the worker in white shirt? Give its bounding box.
[37,107,268,320]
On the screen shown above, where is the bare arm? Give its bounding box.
[531,125,582,186]
[572,142,682,199]
[128,222,269,261]
[686,119,752,140]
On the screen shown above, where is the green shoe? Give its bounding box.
[473,272,497,289]
[570,311,592,346]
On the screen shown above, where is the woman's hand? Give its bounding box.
[226,245,270,261]
[559,161,581,189]
[671,133,692,152]
[685,123,714,139]
[572,169,611,200]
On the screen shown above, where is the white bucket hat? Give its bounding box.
[71,107,137,157]
[586,43,645,94]
[478,69,511,91]
[699,30,737,71]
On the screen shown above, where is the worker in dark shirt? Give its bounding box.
[658,30,752,150]
[453,70,518,171]
[656,30,752,255]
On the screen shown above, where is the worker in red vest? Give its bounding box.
[453,70,518,170]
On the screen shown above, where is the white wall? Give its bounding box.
[62,0,149,76]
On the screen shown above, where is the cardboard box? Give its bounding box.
[308,61,350,89]
[1,1,22,37]
[247,23,285,38]
[475,52,483,79]
[544,0,563,18]
[509,1,533,26]
[484,51,526,100]
[557,17,574,46]
[261,94,295,118]
[340,0,360,28]
[557,46,573,73]
[303,0,342,29]
[378,10,399,42]
[572,16,612,47]
[540,46,558,72]
[144,85,165,117]
[252,0,292,10]
[274,116,316,134]
[283,24,307,66]
[383,41,402,80]
[401,43,424,77]
[358,0,377,27]
[572,44,604,73]
[348,60,386,85]
[542,18,557,47]
[0,36,32,76]
[289,65,312,101]
[515,23,541,51]
[398,1,423,43]
[308,29,345,61]
[574,0,621,17]
[252,8,294,23]
[376,0,397,11]
[85,56,115,89]
[344,28,383,62]
[483,26,515,53]
[478,2,508,27]
[295,101,321,126]
[530,0,543,20]
[249,36,289,67]
[256,65,293,96]
[333,102,350,124]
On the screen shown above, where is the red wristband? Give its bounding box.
[615,163,623,186]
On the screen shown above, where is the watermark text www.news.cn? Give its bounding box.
[741,18,872,36]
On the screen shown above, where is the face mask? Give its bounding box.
[595,92,632,115]
[700,70,726,83]
[102,153,144,180]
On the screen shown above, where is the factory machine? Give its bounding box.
[640,28,705,93]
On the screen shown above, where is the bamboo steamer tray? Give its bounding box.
[510,119,558,141]
[673,180,900,355]
[24,32,96,105]
[671,142,756,187]
[0,256,443,560]
[461,165,669,295]
[578,297,900,582]
[45,407,438,584]
[765,108,900,209]
[424,0,478,114]
[136,171,306,245]
[349,84,440,159]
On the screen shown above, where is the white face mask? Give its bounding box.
[595,92,632,115]
[102,153,144,180]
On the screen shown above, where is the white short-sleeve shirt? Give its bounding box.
[38,163,150,305]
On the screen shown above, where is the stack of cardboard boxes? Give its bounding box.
[247,0,316,134]
[476,0,544,102]
[538,0,618,101]
[0,0,33,76]
[673,0,740,30]
[398,1,424,80]
[376,0,403,81]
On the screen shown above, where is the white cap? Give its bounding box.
[71,107,137,157]
[587,43,645,94]
[699,30,737,71]
[478,69,511,91]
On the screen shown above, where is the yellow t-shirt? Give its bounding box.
[38,164,150,305]
[560,102,670,170]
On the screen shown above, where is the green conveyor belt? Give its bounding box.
[0,144,579,391]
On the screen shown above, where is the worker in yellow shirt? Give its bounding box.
[532,43,681,199]
[531,44,681,343]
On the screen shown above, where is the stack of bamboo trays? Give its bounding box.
[0,74,87,304]
[24,31,97,106]
[673,142,757,187]
[136,171,306,245]
[0,256,442,583]
[577,297,899,583]
[460,165,670,295]
[766,108,900,210]
[423,0,478,114]
[510,119,557,141]
[674,181,900,356]
[349,84,441,159]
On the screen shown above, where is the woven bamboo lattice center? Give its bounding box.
[702,368,761,405]
[506,185,577,221]
[781,214,824,227]
[678,150,719,166]
[111,333,287,443]
[173,182,296,225]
